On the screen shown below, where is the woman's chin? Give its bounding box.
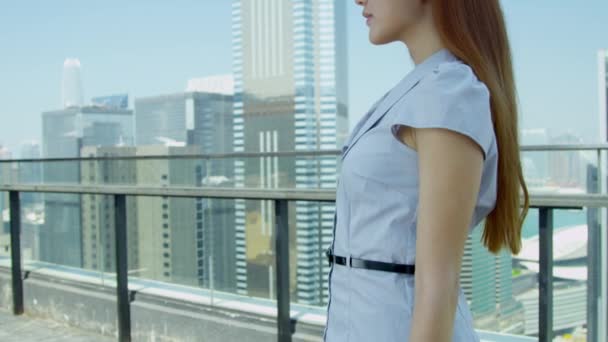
[369,30,392,45]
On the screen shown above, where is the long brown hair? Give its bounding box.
[432,0,529,254]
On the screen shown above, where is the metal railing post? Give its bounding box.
[587,208,601,342]
[274,199,292,342]
[586,163,600,342]
[114,194,131,342]
[538,207,554,341]
[604,213,608,342]
[9,191,24,315]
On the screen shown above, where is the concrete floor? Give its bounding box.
[0,308,114,342]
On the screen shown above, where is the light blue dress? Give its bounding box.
[324,49,498,342]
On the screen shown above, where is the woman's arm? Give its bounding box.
[402,126,484,341]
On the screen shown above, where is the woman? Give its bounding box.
[324,0,530,341]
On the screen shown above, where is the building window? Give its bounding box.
[197,232,203,239]
[164,272,170,277]
[163,243,169,249]
[162,214,168,219]
[164,262,170,268]
[197,250,203,258]
[161,174,168,180]
[163,224,169,229]
[163,253,170,258]
[163,233,169,239]
[162,204,168,210]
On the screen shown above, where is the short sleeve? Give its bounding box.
[390,62,494,159]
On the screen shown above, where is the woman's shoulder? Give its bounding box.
[417,59,490,105]
[390,56,495,159]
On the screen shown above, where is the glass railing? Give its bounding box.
[0,145,606,342]
[521,144,605,195]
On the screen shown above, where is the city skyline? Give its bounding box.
[1,1,607,153]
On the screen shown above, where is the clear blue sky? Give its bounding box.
[1,0,606,155]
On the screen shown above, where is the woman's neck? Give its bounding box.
[401,12,445,65]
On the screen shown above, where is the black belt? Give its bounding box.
[325,248,415,275]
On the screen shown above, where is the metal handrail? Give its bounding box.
[0,143,607,163]
[520,143,608,151]
[0,149,343,163]
[1,183,607,208]
[0,184,337,202]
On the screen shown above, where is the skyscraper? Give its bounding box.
[232,0,348,304]
[133,145,206,286]
[0,146,17,259]
[461,228,525,334]
[0,146,12,240]
[134,88,236,291]
[41,106,134,267]
[135,91,233,149]
[62,58,84,108]
[598,50,607,145]
[520,128,549,188]
[80,146,139,273]
[18,141,42,207]
[597,49,608,341]
[549,133,585,188]
[187,75,234,95]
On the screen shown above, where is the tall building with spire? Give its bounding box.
[62,58,84,108]
[231,0,348,305]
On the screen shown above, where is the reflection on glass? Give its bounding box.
[522,150,597,193]
[510,208,590,339]
[0,191,10,261]
[126,195,237,294]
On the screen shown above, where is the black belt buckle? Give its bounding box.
[325,247,333,266]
